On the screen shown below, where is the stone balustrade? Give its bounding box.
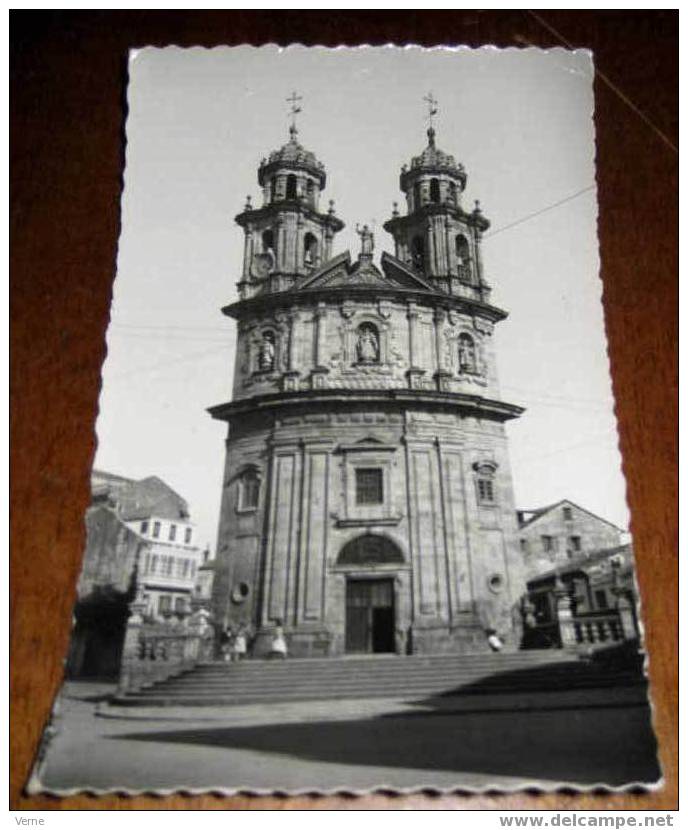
[118,608,214,694]
[571,611,624,645]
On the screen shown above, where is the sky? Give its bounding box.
[95,45,629,551]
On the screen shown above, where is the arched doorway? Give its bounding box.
[337,534,403,654]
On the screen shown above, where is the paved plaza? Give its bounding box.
[30,682,661,795]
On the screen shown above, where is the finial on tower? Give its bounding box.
[423,91,438,145]
[287,90,303,140]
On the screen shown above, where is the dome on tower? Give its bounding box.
[400,127,467,191]
[258,126,327,189]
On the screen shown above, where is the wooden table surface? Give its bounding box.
[10,11,677,810]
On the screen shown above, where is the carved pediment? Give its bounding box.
[293,250,442,293]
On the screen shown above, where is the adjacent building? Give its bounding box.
[524,543,638,649]
[67,471,203,677]
[210,112,527,657]
[517,499,624,579]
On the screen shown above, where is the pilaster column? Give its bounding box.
[445,218,454,289]
[474,228,484,285]
[277,218,286,271]
[426,219,436,277]
[242,226,253,280]
[295,214,304,273]
[406,301,425,389]
[433,308,452,391]
[324,226,333,261]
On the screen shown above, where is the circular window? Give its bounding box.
[488,573,505,594]
[231,582,251,604]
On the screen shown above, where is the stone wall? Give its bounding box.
[212,404,525,656]
[520,501,622,577]
[233,296,502,402]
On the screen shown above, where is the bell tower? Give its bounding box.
[383,93,491,301]
[235,92,345,299]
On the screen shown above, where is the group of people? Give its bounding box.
[219,620,288,661]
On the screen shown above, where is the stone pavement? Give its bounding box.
[29,681,661,795]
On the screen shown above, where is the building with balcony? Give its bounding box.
[67,471,203,677]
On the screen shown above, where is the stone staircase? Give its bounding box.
[113,649,646,707]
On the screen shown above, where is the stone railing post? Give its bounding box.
[554,579,578,649]
[615,593,638,641]
[118,593,147,694]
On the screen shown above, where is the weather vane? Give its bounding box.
[287,90,303,137]
[423,91,438,129]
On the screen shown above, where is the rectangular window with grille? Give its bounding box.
[477,478,495,504]
[355,468,383,505]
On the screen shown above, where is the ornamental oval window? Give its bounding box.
[231,582,251,604]
[337,534,404,566]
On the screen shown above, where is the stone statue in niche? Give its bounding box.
[458,332,478,374]
[258,330,276,372]
[356,324,380,364]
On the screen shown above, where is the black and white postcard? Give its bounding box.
[29,45,660,796]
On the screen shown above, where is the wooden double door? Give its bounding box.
[345,578,395,654]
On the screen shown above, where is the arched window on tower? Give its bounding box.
[458,333,478,374]
[412,236,425,272]
[306,179,315,207]
[262,229,274,254]
[303,232,319,268]
[413,182,422,212]
[448,182,457,206]
[355,322,380,365]
[455,234,471,279]
[269,178,277,203]
[430,178,440,203]
[286,174,297,200]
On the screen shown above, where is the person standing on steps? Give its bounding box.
[220,623,233,663]
[233,622,248,662]
[270,619,288,659]
[486,628,504,652]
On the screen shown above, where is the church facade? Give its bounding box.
[210,112,527,657]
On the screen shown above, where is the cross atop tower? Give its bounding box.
[423,92,438,129]
[287,90,303,139]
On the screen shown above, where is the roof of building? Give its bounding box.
[400,128,467,189]
[91,470,190,522]
[258,126,326,187]
[517,498,625,533]
[526,543,634,585]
